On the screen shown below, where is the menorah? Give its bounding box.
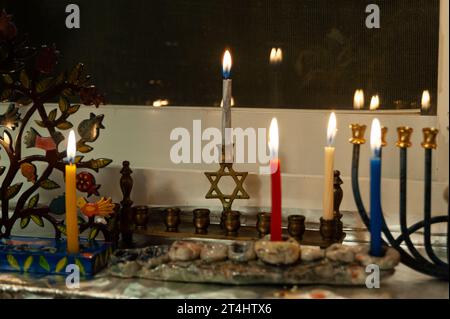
[349,124,449,280]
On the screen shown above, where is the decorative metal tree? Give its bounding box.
[0,10,114,241]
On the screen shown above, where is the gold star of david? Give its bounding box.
[204,163,249,211]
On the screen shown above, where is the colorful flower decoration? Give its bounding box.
[76,172,100,197]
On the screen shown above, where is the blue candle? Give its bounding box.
[370,118,383,256]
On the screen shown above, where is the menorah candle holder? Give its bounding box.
[119,162,345,248]
[349,124,449,280]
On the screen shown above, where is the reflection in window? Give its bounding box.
[4,0,439,112]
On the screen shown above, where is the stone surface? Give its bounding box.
[301,246,324,261]
[325,243,355,263]
[254,236,301,265]
[200,243,228,263]
[168,241,202,261]
[228,241,256,262]
[108,241,401,286]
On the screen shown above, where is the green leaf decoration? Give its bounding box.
[62,88,74,97]
[68,63,84,84]
[31,215,44,227]
[0,166,5,176]
[36,77,54,93]
[67,104,81,115]
[7,255,20,271]
[40,179,60,190]
[48,109,57,121]
[55,257,68,273]
[6,183,23,199]
[20,216,30,229]
[24,256,33,272]
[27,194,40,208]
[87,158,113,172]
[58,97,69,113]
[75,258,85,275]
[57,225,67,235]
[2,74,13,84]
[88,227,99,241]
[20,70,31,89]
[74,156,84,164]
[34,120,46,128]
[77,144,93,153]
[39,256,51,272]
[56,121,73,130]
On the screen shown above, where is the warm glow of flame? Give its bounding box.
[222,50,232,78]
[370,95,380,111]
[270,48,283,64]
[67,130,76,164]
[370,118,382,156]
[421,90,430,111]
[153,99,169,107]
[268,117,279,158]
[353,89,364,109]
[326,112,337,146]
[220,97,235,107]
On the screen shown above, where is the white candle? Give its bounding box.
[222,50,232,162]
[323,112,337,220]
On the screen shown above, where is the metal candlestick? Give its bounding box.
[349,124,449,280]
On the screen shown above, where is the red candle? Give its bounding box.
[269,118,282,241]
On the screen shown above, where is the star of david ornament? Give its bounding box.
[204,163,249,211]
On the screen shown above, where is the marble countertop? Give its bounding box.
[1,261,448,299]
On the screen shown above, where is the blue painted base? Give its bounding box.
[0,236,112,276]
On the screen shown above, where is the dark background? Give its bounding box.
[0,0,440,110]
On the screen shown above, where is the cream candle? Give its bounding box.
[322,112,337,220]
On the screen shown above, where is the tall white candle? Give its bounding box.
[222,50,232,162]
[323,112,337,220]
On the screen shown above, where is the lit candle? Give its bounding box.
[323,112,337,220]
[370,95,380,111]
[269,118,282,241]
[370,118,383,256]
[353,89,365,110]
[65,130,79,254]
[222,50,233,162]
[421,90,431,112]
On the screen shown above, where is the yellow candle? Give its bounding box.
[323,112,337,220]
[65,130,79,254]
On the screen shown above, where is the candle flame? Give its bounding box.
[421,90,430,111]
[370,95,380,111]
[67,130,76,164]
[270,48,283,64]
[222,50,232,79]
[269,117,279,158]
[326,112,337,146]
[370,118,382,157]
[353,89,364,110]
